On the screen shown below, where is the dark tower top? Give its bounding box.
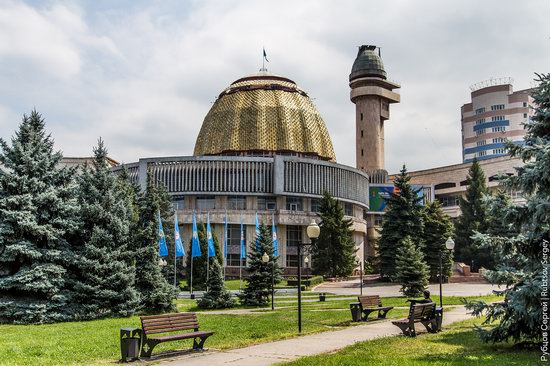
[349,45,386,81]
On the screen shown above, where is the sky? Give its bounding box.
[0,0,549,174]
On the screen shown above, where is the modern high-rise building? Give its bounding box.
[461,78,534,163]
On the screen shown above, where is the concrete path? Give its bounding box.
[315,279,500,297]
[157,306,473,366]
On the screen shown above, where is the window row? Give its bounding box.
[177,196,355,215]
[491,104,505,111]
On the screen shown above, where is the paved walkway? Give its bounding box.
[157,306,473,366]
[314,280,500,297]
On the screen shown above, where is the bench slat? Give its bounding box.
[141,312,197,320]
[143,322,199,333]
[145,325,200,335]
[142,319,199,328]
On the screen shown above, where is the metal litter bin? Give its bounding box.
[120,327,142,362]
[435,307,443,332]
[319,293,326,302]
[350,302,362,322]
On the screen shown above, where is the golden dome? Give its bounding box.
[193,71,336,161]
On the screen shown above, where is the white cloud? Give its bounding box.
[0,0,549,174]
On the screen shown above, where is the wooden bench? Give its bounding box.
[358,295,394,321]
[391,302,438,337]
[140,312,213,358]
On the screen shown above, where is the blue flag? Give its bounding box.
[272,213,278,257]
[224,211,228,259]
[207,213,216,257]
[174,214,185,257]
[158,211,168,257]
[191,211,202,258]
[240,217,246,259]
[255,212,260,252]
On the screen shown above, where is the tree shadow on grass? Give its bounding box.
[412,324,539,366]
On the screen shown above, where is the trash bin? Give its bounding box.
[435,307,443,332]
[319,293,326,302]
[350,302,362,322]
[120,327,142,362]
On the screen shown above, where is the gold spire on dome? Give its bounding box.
[193,72,336,161]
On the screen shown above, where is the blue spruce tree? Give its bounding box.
[0,111,79,323]
[466,73,550,343]
[72,139,139,319]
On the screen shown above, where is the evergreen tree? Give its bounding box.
[185,222,222,291]
[466,73,550,344]
[454,158,491,270]
[0,111,79,323]
[485,190,518,238]
[421,201,454,281]
[379,165,424,280]
[238,224,282,306]
[395,237,430,297]
[71,139,139,319]
[197,260,235,309]
[133,172,176,313]
[311,192,357,278]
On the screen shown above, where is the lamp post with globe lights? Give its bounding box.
[439,237,455,308]
[297,220,320,333]
[262,252,275,310]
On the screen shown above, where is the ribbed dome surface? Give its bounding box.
[194,71,336,161]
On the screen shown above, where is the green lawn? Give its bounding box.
[179,279,295,291]
[0,294,503,366]
[279,317,539,366]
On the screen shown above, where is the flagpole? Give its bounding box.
[190,215,193,298]
[174,211,177,289]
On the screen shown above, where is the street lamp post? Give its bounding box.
[297,220,320,333]
[439,237,455,308]
[262,252,275,310]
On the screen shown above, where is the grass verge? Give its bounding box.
[279,317,539,366]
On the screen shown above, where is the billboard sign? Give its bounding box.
[369,184,430,213]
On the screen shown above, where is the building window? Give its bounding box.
[341,202,353,216]
[491,116,505,121]
[361,149,364,156]
[475,118,485,125]
[227,224,245,247]
[286,197,303,211]
[361,130,364,138]
[286,226,302,247]
[475,107,485,115]
[172,196,185,210]
[492,126,506,133]
[491,104,505,111]
[477,151,487,157]
[196,196,215,210]
[493,137,505,143]
[476,129,486,136]
[227,254,243,266]
[360,112,363,121]
[523,113,528,118]
[257,196,277,211]
[523,102,528,107]
[438,195,460,207]
[311,198,322,213]
[228,196,246,210]
[493,148,506,155]
[476,140,486,147]
[374,215,383,226]
[286,255,299,267]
